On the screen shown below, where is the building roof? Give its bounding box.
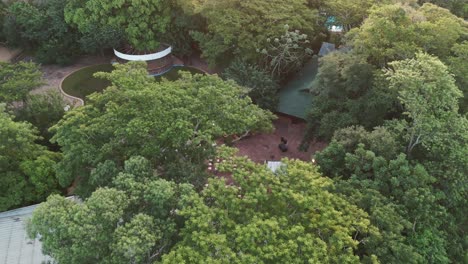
[277,57,318,119]
[0,204,53,264]
[318,42,336,57]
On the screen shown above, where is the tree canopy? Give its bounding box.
[187,0,322,66]
[163,148,378,263]
[347,3,467,66]
[28,156,196,264]
[51,62,274,196]
[0,61,42,103]
[0,104,61,211]
[65,0,172,51]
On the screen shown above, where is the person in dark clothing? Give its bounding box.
[279,137,288,152]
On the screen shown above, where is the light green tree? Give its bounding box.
[347,3,467,66]
[28,156,196,263]
[51,62,275,196]
[163,147,378,263]
[385,52,462,154]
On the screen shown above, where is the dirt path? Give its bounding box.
[234,115,327,163]
[0,45,21,62]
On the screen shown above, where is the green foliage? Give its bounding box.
[28,156,196,263]
[0,104,61,211]
[447,41,468,113]
[0,61,42,103]
[306,52,398,140]
[347,3,467,66]
[160,5,204,58]
[323,0,378,31]
[260,25,314,77]
[3,0,82,64]
[164,149,377,263]
[223,59,279,111]
[51,62,275,196]
[418,0,468,18]
[78,24,124,55]
[189,0,322,66]
[65,0,171,51]
[385,52,462,154]
[15,91,66,147]
[316,135,450,263]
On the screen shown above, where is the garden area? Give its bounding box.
[61,64,205,102]
[0,0,467,263]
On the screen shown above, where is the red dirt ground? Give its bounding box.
[233,115,327,163]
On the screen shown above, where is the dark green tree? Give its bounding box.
[223,59,279,111]
[0,104,61,212]
[0,61,42,104]
[3,0,82,64]
[305,52,398,140]
[15,91,66,148]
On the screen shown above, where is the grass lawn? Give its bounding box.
[62,65,205,102]
[61,64,113,102]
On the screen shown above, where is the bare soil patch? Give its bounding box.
[234,115,327,163]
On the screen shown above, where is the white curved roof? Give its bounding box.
[113,46,172,61]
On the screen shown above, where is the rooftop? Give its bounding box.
[0,204,52,264]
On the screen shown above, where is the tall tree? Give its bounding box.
[223,59,279,111]
[347,3,467,66]
[447,41,468,112]
[51,62,275,196]
[0,104,61,211]
[3,0,82,64]
[65,0,172,51]
[323,0,378,31]
[305,52,398,140]
[385,52,462,155]
[187,0,322,66]
[163,147,378,263]
[28,156,196,264]
[15,91,66,148]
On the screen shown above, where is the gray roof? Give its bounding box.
[0,204,52,264]
[318,42,336,57]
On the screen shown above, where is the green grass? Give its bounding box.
[62,65,205,102]
[61,64,113,102]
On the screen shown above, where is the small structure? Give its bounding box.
[277,57,318,119]
[0,204,53,264]
[267,161,283,173]
[113,44,174,75]
[318,42,336,57]
[325,16,343,33]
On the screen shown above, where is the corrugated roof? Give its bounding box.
[0,204,53,264]
[277,57,318,119]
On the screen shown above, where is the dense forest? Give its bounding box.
[0,0,467,263]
